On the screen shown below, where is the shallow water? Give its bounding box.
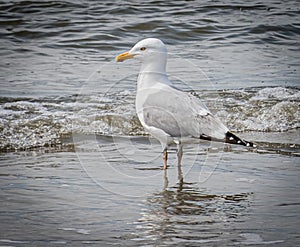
[0,0,299,246]
[0,139,299,246]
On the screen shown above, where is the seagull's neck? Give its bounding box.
[137,60,170,90]
[140,58,167,73]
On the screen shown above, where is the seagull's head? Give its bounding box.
[116,38,167,65]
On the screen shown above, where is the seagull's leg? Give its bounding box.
[163,148,168,170]
[177,143,183,166]
[177,143,184,186]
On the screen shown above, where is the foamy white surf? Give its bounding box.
[0,87,299,151]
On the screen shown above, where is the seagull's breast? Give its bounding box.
[135,82,175,145]
[135,82,167,127]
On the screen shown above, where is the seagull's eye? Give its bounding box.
[140,47,146,51]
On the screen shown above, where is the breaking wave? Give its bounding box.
[0,86,299,151]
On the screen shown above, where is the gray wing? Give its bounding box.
[142,86,228,139]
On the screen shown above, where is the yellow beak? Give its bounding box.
[115,51,135,62]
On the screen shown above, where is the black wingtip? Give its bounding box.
[225,132,256,147]
[199,132,257,148]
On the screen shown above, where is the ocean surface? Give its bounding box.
[0,0,299,246]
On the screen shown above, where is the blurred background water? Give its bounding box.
[0,0,299,246]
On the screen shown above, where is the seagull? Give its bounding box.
[116,38,255,169]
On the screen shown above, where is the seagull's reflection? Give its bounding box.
[163,161,183,191]
[133,163,251,244]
